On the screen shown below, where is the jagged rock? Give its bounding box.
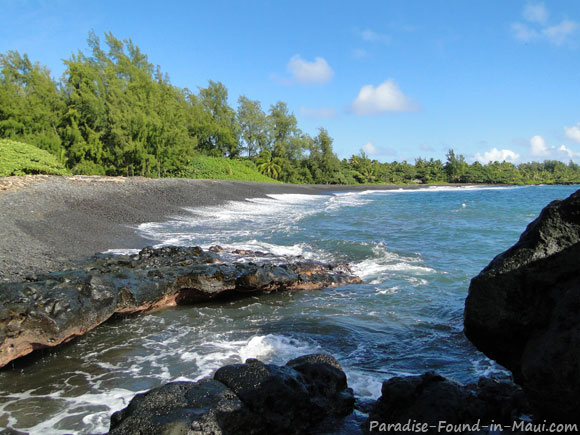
[464,189,580,421]
[363,372,529,434]
[109,379,256,435]
[109,354,355,435]
[0,246,360,368]
[286,353,354,416]
[215,358,318,433]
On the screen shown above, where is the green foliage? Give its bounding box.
[0,51,64,155]
[178,155,277,182]
[197,81,239,157]
[256,150,282,180]
[237,96,269,158]
[1,32,580,186]
[0,139,70,176]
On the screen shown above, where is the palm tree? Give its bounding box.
[256,150,281,179]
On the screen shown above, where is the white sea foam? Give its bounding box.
[180,334,320,371]
[102,248,141,255]
[346,371,383,399]
[325,193,372,212]
[2,333,322,434]
[364,185,520,194]
[134,193,330,248]
[0,387,139,435]
[352,242,435,284]
[471,357,510,379]
[376,286,400,295]
[238,334,320,362]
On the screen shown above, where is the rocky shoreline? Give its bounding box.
[109,353,355,434]
[0,246,360,368]
[108,189,580,433]
[1,180,579,433]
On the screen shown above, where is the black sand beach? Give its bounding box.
[0,176,445,282]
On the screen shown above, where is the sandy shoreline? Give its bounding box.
[0,175,485,282]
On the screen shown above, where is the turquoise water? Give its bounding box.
[1,184,578,434]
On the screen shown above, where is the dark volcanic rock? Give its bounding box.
[0,246,360,368]
[215,358,318,433]
[464,189,580,420]
[109,379,255,435]
[110,354,355,435]
[286,353,355,416]
[364,372,529,434]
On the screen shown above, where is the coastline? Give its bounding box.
[1,176,578,431]
[0,175,494,282]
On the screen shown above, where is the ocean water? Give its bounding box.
[0,184,578,434]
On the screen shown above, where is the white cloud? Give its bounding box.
[359,29,391,44]
[287,55,334,85]
[299,106,337,118]
[351,79,419,115]
[542,20,577,46]
[523,3,548,24]
[474,148,520,163]
[564,123,580,143]
[362,142,378,155]
[530,135,549,156]
[420,143,434,152]
[360,141,396,156]
[557,144,579,159]
[524,135,580,161]
[512,3,577,45]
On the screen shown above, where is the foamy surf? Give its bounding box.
[0,387,139,435]
[352,242,435,284]
[133,193,331,248]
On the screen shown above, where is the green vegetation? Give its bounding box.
[1,31,580,185]
[342,151,580,185]
[0,139,70,176]
[179,155,277,182]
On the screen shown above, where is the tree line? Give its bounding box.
[1,31,580,185]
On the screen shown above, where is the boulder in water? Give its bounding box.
[110,353,355,434]
[464,189,580,421]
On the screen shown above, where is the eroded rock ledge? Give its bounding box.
[0,246,360,368]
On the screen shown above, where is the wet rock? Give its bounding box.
[110,354,355,435]
[215,358,317,433]
[464,189,580,420]
[286,353,355,416]
[109,379,255,435]
[363,372,529,434]
[0,246,360,368]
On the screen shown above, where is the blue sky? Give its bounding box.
[1,0,580,163]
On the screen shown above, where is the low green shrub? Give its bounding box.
[0,139,70,176]
[177,155,277,182]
